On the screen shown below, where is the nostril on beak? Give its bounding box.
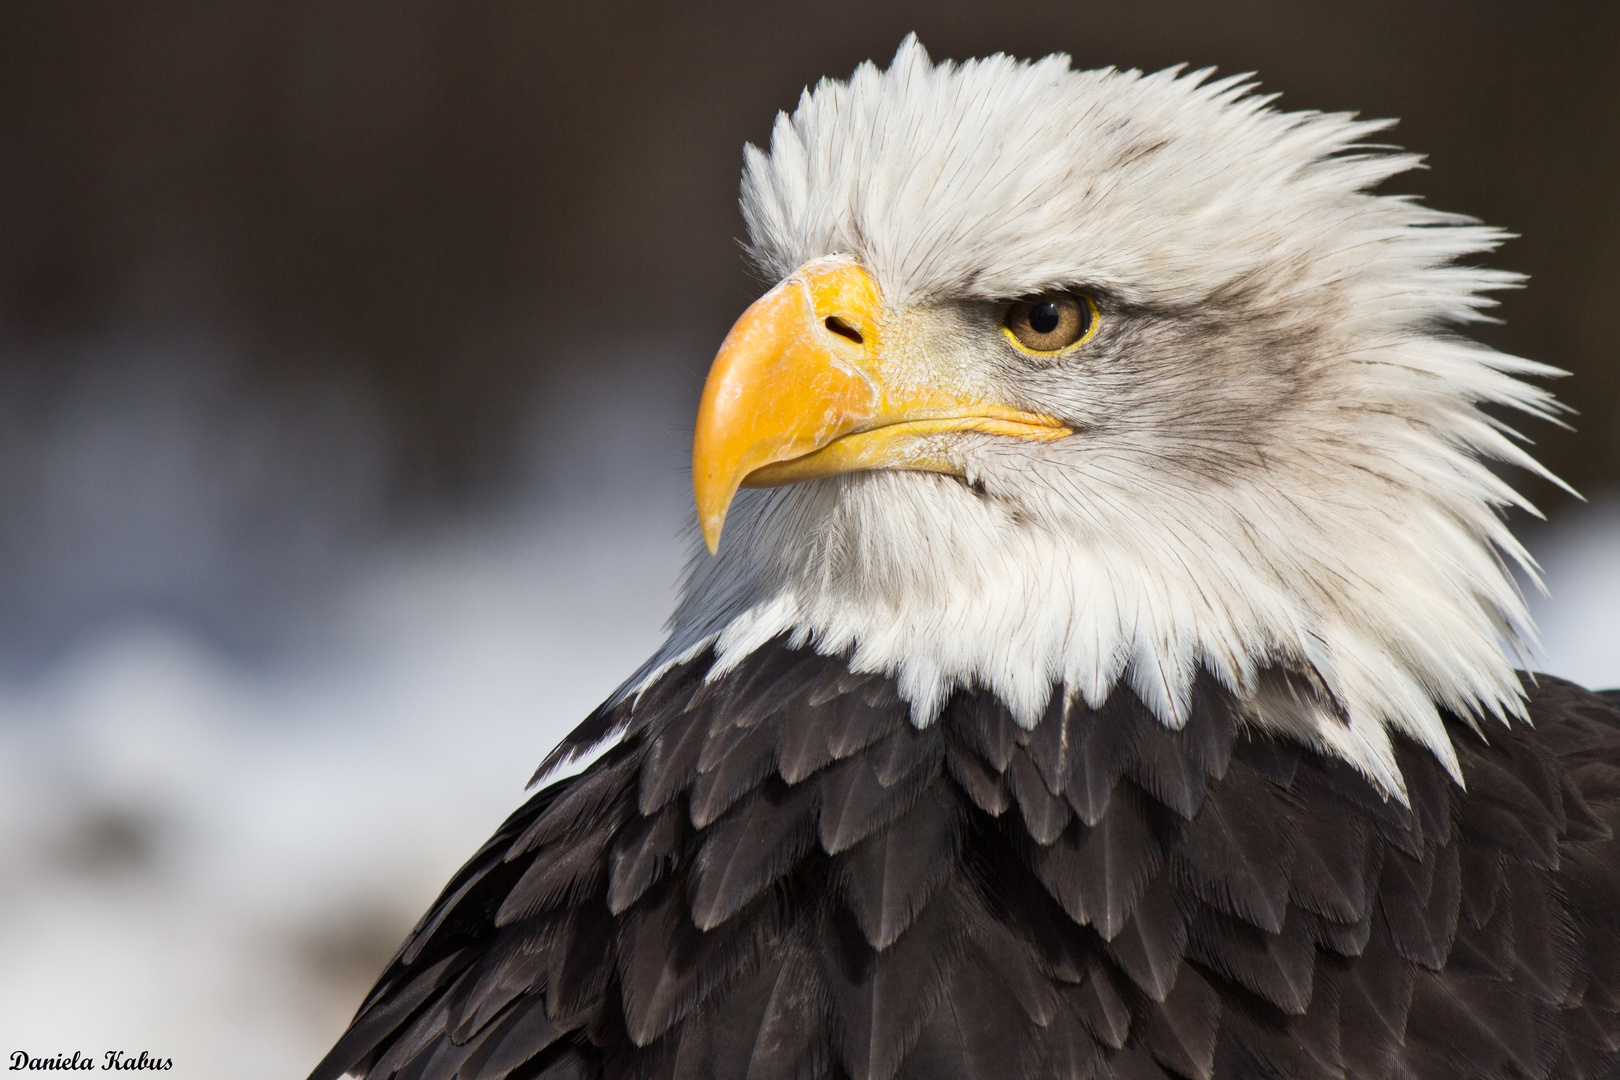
[824,316,864,345]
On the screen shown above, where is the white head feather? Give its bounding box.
[627,37,1565,799]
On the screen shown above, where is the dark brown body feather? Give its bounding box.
[309,645,1620,1080]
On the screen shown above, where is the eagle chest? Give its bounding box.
[314,645,1620,1080]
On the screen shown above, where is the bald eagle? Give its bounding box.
[311,39,1620,1080]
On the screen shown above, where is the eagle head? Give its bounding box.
[645,37,1563,799]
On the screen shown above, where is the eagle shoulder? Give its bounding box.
[310,649,1620,1080]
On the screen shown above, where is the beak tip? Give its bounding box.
[694,466,737,557]
[698,507,724,556]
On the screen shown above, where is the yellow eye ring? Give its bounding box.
[1001,292,1099,355]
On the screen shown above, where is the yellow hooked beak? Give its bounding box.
[692,258,1072,553]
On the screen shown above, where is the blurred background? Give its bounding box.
[0,2,1615,1075]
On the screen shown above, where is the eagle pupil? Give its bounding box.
[1029,302,1061,334]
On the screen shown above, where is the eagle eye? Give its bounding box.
[1003,293,1096,354]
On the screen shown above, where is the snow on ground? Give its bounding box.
[1526,496,1620,693]
[0,490,687,1078]
[0,372,1613,1076]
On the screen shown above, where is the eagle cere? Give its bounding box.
[311,37,1620,1080]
